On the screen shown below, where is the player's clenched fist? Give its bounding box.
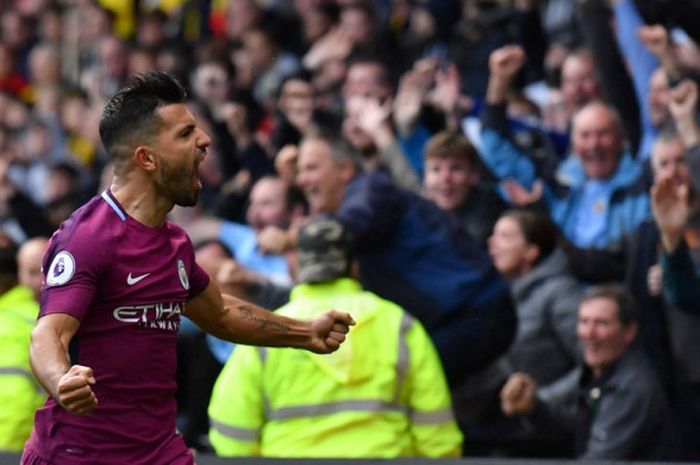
[308,310,356,354]
[57,365,98,415]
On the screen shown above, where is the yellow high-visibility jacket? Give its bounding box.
[209,278,462,458]
[0,285,44,451]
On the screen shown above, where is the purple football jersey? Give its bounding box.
[23,190,209,465]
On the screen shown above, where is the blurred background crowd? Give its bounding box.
[1,0,700,461]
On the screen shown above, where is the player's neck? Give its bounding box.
[110,180,172,228]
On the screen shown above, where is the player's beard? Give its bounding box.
[157,154,200,207]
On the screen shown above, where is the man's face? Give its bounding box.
[653,137,689,187]
[341,62,390,102]
[296,138,347,214]
[424,156,475,212]
[572,103,623,179]
[279,79,314,120]
[341,96,374,152]
[152,104,211,207]
[648,68,670,128]
[560,55,600,111]
[192,63,229,106]
[577,297,637,377]
[246,178,289,232]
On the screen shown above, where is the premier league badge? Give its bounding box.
[46,251,76,286]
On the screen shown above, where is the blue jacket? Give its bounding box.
[480,103,650,248]
[334,171,508,326]
[331,172,515,384]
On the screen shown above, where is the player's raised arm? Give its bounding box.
[184,280,354,354]
[30,313,98,415]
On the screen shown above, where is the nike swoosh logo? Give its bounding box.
[127,272,151,285]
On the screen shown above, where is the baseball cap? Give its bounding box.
[296,217,352,284]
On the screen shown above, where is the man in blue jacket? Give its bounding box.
[262,131,516,387]
[480,46,650,249]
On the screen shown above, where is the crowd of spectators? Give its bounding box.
[1,0,700,461]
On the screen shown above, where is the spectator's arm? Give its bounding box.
[377,141,422,193]
[480,105,540,190]
[352,96,421,192]
[577,0,641,156]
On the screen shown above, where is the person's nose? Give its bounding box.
[197,128,212,149]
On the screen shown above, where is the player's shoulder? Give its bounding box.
[164,219,194,245]
[52,194,119,245]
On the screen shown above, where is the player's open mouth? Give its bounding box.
[195,163,202,189]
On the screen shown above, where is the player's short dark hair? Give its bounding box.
[99,71,186,166]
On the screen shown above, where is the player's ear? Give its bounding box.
[134,146,157,172]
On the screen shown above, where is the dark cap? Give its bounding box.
[296,217,352,284]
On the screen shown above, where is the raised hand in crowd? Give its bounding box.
[302,27,354,72]
[426,63,471,131]
[500,178,544,207]
[638,25,672,61]
[393,59,435,135]
[350,95,396,149]
[669,79,700,148]
[486,45,526,104]
[275,144,299,185]
[637,24,682,78]
[652,175,689,253]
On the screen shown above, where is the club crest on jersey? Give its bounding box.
[177,259,189,290]
[46,251,75,286]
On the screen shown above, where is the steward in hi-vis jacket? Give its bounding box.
[208,218,462,457]
[0,249,45,451]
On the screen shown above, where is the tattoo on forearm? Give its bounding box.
[238,305,290,332]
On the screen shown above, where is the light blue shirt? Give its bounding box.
[571,179,614,248]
